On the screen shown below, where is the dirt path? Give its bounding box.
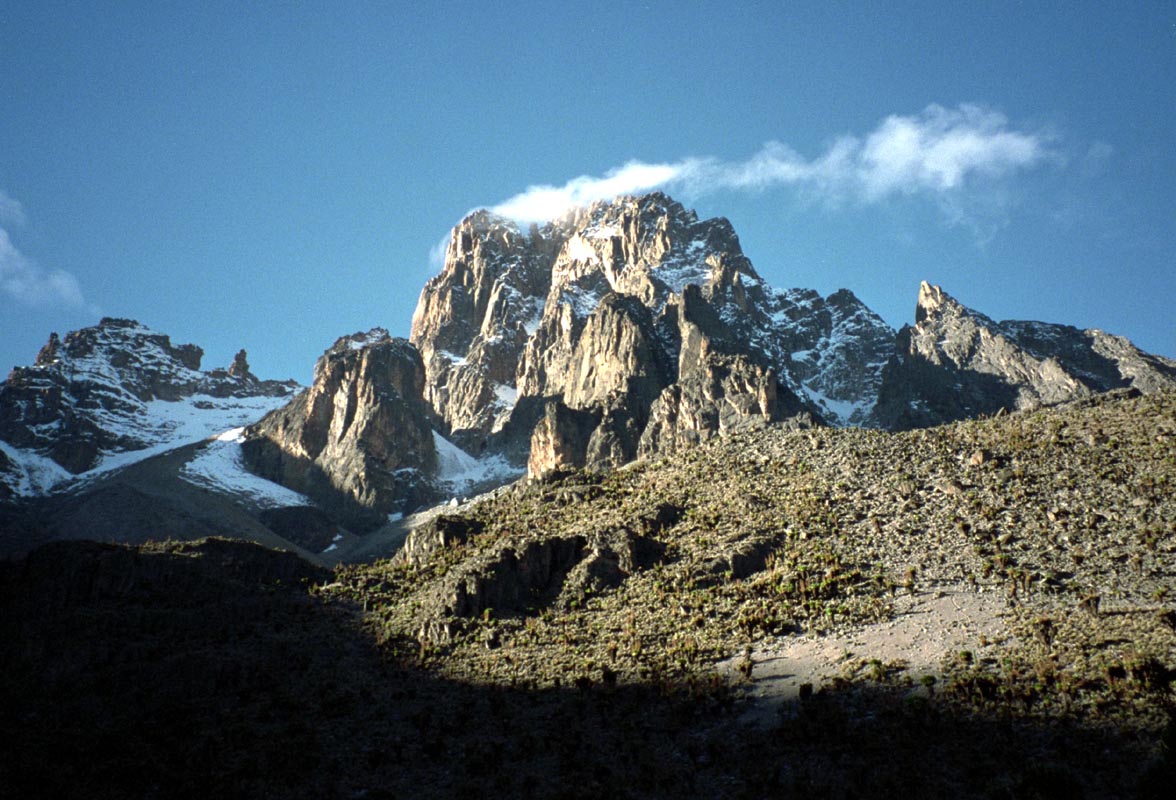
[720,586,1013,725]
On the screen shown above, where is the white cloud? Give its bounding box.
[428,233,450,267]
[492,161,685,221]
[0,192,91,309]
[856,105,1046,199]
[490,104,1052,223]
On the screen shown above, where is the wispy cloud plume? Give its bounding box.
[491,104,1053,224]
[0,191,91,309]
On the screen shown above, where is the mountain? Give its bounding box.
[3,194,1175,796]
[241,328,515,530]
[408,193,902,472]
[0,318,299,499]
[238,193,899,524]
[3,389,1173,798]
[0,319,317,558]
[872,281,1176,429]
[4,193,1176,557]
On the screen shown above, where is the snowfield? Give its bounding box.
[432,431,522,497]
[1,393,294,498]
[180,428,313,508]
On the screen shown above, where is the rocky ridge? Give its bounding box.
[243,193,897,525]
[0,318,298,498]
[137,193,1176,529]
[411,193,891,474]
[242,329,514,530]
[872,281,1176,428]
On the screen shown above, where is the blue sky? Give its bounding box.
[2,1,1174,383]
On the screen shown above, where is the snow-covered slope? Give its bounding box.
[0,318,299,499]
[431,430,521,498]
[181,427,314,508]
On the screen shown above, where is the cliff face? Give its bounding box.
[410,212,554,449]
[872,282,1176,429]
[242,330,441,528]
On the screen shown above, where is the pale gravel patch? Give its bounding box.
[721,586,1013,726]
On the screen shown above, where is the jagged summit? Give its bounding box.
[873,282,1176,429]
[413,191,892,459]
[237,192,890,522]
[913,281,999,330]
[242,328,516,528]
[914,280,947,323]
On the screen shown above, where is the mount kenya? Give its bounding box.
[2,193,1173,562]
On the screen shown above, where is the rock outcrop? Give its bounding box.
[872,282,1176,429]
[242,330,442,528]
[394,514,486,567]
[410,211,554,450]
[526,400,602,477]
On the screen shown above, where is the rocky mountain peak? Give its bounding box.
[244,331,454,528]
[0,319,299,486]
[914,280,946,324]
[546,192,755,311]
[408,191,887,482]
[33,332,62,368]
[323,328,393,358]
[914,281,998,331]
[873,282,1176,429]
[6,193,1176,558]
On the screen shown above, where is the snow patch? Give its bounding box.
[493,383,518,408]
[523,296,546,335]
[800,383,872,428]
[432,430,522,494]
[584,225,619,239]
[85,393,293,479]
[566,235,599,264]
[181,435,312,508]
[346,328,391,350]
[0,439,73,496]
[438,350,468,367]
[216,427,246,443]
[561,285,603,319]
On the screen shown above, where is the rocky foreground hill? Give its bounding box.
[3,389,1173,798]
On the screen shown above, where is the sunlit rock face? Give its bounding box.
[242,330,442,527]
[410,192,899,477]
